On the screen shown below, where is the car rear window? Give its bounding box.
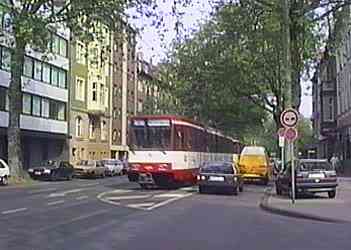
[298,162,333,171]
[201,164,234,174]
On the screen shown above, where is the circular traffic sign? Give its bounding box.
[277,127,285,137]
[280,108,299,128]
[284,127,298,142]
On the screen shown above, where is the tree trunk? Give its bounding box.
[7,37,26,178]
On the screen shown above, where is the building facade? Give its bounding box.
[69,24,112,163]
[0,13,70,168]
[312,49,337,159]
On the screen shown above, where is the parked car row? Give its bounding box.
[0,158,10,186]
[27,159,126,181]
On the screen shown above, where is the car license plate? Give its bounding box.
[309,173,324,178]
[35,171,42,175]
[209,176,224,182]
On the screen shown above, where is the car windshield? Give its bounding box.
[201,164,234,174]
[298,161,333,171]
[78,160,95,166]
[103,160,121,165]
[39,160,57,168]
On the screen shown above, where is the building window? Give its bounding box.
[22,94,32,115]
[0,47,11,71]
[92,82,97,101]
[57,102,65,121]
[113,108,118,119]
[100,84,104,106]
[76,117,82,137]
[34,60,42,81]
[138,100,143,113]
[0,87,8,111]
[32,96,41,116]
[23,57,33,77]
[89,119,96,139]
[51,67,59,87]
[112,129,117,141]
[76,41,86,64]
[42,63,51,83]
[58,69,66,88]
[41,98,49,118]
[51,34,68,58]
[323,96,334,122]
[101,120,107,141]
[75,77,85,101]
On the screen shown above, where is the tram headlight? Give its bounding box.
[197,175,201,180]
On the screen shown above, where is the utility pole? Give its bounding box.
[282,0,296,204]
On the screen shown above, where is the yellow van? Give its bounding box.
[238,146,271,185]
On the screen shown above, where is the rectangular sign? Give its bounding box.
[133,120,146,126]
[279,136,285,147]
[147,119,170,127]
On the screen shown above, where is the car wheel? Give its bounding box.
[232,186,238,196]
[66,174,73,181]
[328,190,336,199]
[276,185,282,195]
[1,176,8,186]
[199,185,206,194]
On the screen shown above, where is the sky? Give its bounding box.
[129,0,312,118]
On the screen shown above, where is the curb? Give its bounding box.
[259,188,349,224]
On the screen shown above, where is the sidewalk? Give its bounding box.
[260,178,351,223]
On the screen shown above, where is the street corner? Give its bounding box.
[259,187,350,224]
[97,187,195,211]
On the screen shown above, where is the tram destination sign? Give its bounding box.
[147,119,170,127]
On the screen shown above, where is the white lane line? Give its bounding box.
[107,195,150,201]
[28,188,58,194]
[154,193,186,198]
[78,183,100,187]
[76,195,89,200]
[47,200,65,206]
[1,207,28,215]
[127,202,156,209]
[97,189,132,200]
[146,193,193,211]
[48,188,87,198]
[35,209,111,233]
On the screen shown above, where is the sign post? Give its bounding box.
[280,108,299,204]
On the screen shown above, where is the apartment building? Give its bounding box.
[312,48,337,159]
[110,21,137,159]
[69,24,112,163]
[0,13,70,168]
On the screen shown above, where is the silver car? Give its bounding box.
[197,162,244,195]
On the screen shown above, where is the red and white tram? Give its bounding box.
[127,115,243,188]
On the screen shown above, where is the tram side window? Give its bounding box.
[175,126,185,151]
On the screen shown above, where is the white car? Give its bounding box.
[102,159,124,176]
[0,158,10,186]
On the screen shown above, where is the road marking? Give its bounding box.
[1,207,28,215]
[35,209,111,233]
[127,202,156,209]
[107,195,151,201]
[146,193,193,211]
[96,189,132,200]
[48,188,87,198]
[76,195,89,200]
[78,183,100,187]
[154,193,185,198]
[28,188,58,194]
[47,200,65,206]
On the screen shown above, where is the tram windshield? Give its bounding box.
[130,119,171,150]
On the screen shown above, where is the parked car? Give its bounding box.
[0,158,10,186]
[197,161,244,195]
[28,160,74,181]
[74,160,106,178]
[275,159,338,198]
[102,159,124,176]
[238,146,272,185]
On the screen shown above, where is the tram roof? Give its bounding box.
[129,115,240,142]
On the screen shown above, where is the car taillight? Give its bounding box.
[130,164,141,171]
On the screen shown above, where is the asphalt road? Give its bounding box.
[0,177,350,250]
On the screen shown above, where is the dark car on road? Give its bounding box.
[197,161,244,195]
[28,160,74,181]
[275,159,338,198]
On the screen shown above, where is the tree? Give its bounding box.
[0,0,149,178]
